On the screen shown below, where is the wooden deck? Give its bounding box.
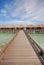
[0,30,42,65]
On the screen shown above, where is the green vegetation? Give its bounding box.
[0,32,15,51]
[28,33,44,50]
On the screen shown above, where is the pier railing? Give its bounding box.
[24,30,44,65]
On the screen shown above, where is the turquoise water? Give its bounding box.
[0,32,15,51]
[28,33,44,50]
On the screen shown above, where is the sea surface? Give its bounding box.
[28,33,44,50]
[0,32,15,51]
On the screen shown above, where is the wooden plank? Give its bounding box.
[0,30,42,65]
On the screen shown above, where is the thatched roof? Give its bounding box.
[0,24,44,29]
[0,25,15,28]
[0,26,5,28]
[26,25,34,28]
[16,25,24,28]
[5,26,15,28]
[35,24,44,28]
[39,24,44,28]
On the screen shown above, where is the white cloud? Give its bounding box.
[0,20,33,26]
[1,9,7,16]
[1,9,7,13]
[4,20,24,26]
[0,0,44,25]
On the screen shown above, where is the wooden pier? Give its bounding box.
[0,30,42,65]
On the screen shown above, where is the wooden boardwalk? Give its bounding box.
[0,30,42,65]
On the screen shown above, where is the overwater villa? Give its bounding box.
[26,24,44,33]
[0,24,44,33]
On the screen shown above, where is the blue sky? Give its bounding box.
[0,0,44,26]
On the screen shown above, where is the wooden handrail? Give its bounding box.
[24,30,44,65]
